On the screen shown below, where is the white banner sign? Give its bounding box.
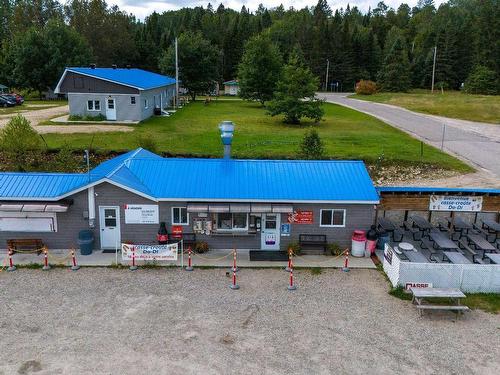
[429,195,483,212]
[124,204,159,224]
[121,243,178,261]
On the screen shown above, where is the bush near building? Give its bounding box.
[355,80,377,95]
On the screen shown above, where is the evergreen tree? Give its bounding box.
[377,36,411,92]
[267,53,324,124]
[237,34,283,105]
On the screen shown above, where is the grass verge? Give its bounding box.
[351,89,500,124]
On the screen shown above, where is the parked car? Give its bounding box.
[0,95,16,107]
[1,94,20,105]
[10,93,24,105]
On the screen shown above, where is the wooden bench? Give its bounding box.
[458,238,484,264]
[410,287,469,318]
[416,305,469,316]
[299,234,327,252]
[7,239,44,254]
[403,221,422,240]
[420,237,439,261]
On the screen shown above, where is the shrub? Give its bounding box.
[50,144,80,172]
[299,128,324,159]
[0,114,43,170]
[355,80,377,95]
[69,114,107,121]
[135,133,158,154]
[287,242,301,256]
[464,65,499,95]
[193,241,209,253]
[327,242,343,256]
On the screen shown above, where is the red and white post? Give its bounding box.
[129,246,138,271]
[342,249,350,272]
[185,246,193,271]
[42,248,51,271]
[229,268,240,290]
[287,258,297,290]
[71,249,80,271]
[231,249,239,272]
[7,249,16,272]
[285,248,292,272]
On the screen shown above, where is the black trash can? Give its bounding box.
[376,229,389,250]
[78,230,95,255]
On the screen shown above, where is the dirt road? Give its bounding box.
[0,268,498,374]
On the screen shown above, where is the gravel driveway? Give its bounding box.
[318,93,500,179]
[0,268,498,374]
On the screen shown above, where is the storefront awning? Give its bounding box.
[230,204,250,213]
[0,203,70,213]
[272,205,293,213]
[209,204,230,213]
[250,204,272,213]
[187,203,209,213]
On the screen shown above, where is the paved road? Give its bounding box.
[318,93,500,178]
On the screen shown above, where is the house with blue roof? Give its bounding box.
[0,147,380,252]
[54,66,176,122]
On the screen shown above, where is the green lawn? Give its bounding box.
[351,90,500,124]
[42,100,471,171]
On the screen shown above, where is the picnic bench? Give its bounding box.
[429,230,460,251]
[446,216,472,236]
[410,215,433,233]
[410,287,469,317]
[299,234,327,252]
[442,251,471,264]
[7,239,45,254]
[420,237,439,261]
[403,221,422,241]
[458,238,483,264]
[485,253,500,264]
[467,234,496,259]
[481,219,500,241]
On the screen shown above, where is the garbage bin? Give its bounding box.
[351,230,367,257]
[365,225,378,256]
[77,230,94,255]
[377,229,389,251]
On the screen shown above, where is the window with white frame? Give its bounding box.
[87,100,100,111]
[130,96,136,105]
[320,209,346,227]
[0,212,57,232]
[144,99,148,109]
[216,213,248,231]
[172,207,189,225]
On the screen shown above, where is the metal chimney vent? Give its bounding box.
[218,121,235,159]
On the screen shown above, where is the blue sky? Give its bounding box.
[111,1,447,20]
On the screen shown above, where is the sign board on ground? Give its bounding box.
[287,210,313,224]
[121,243,178,261]
[429,195,482,212]
[124,204,159,224]
[404,282,433,290]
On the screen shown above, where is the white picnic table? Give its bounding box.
[409,287,469,317]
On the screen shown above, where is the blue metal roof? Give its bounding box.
[0,148,379,203]
[377,186,500,195]
[124,158,379,202]
[0,173,90,199]
[65,68,175,91]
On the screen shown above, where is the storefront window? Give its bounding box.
[217,213,248,231]
[320,209,346,227]
[172,207,188,225]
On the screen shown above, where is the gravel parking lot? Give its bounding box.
[1,268,499,375]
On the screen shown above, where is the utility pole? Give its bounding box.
[175,37,179,108]
[324,59,330,92]
[431,46,437,93]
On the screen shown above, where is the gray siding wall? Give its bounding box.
[0,190,90,250]
[93,184,375,250]
[60,71,139,94]
[68,93,142,122]
[138,86,175,120]
[0,183,375,251]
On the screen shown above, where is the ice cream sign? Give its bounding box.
[429,195,483,212]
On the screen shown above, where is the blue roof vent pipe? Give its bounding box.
[219,120,235,159]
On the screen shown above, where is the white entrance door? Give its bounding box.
[106,98,116,120]
[99,206,120,249]
[261,214,281,250]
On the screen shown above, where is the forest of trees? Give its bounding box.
[0,0,498,93]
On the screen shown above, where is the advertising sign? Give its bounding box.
[121,243,178,261]
[287,210,314,224]
[384,245,393,265]
[280,223,291,236]
[171,225,183,239]
[124,204,159,224]
[429,195,483,212]
[404,282,433,290]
